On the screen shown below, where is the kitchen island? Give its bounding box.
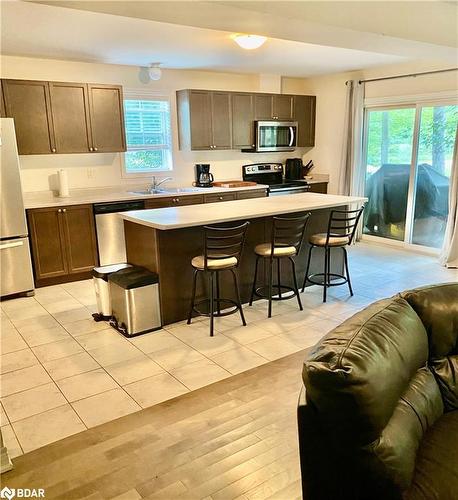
[120,193,366,325]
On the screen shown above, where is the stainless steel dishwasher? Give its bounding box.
[94,200,145,266]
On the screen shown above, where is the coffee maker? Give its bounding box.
[194,164,214,188]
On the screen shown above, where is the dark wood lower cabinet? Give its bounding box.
[27,204,98,287]
[309,183,328,194]
[236,189,268,200]
[26,189,267,287]
[204,192,237,203]
[145,194,204,209]
[61,205,98,274]
[28,207,68,280]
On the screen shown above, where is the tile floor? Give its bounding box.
[1,242,457,456]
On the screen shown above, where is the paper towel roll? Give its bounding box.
[58,169,70,198]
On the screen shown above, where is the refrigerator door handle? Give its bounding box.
[0,241,24,250]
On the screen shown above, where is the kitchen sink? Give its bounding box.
[129,187,203,196]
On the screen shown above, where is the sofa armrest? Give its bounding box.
[297,385,404,500]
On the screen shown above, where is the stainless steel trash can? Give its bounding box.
[109,267,161,336]
[92,263,132,321]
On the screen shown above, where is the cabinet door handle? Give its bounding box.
[62,208,67,212]
[58,209,62,213]
[52,148,56,153]
[93,147,98,152]
[219,196,223,200]
[89,147,93,152]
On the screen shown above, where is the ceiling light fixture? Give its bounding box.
[148,63,162,81]
[232,34,267,50]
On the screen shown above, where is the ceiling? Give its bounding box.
[1,1,456,77]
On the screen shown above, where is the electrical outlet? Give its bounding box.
[87,168,95,179]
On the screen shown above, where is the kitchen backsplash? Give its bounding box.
[18,148,310,192]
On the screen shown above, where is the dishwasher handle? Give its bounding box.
[93,200,145,215]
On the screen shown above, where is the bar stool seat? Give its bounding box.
[250,214,311,318]
[191,255,237,270]
[254,243,297,257]
[309,233,349,247]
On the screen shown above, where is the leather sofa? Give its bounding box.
[297,283,458,500]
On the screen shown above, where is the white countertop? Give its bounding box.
[22,184,269,209]
[120,193,366,230]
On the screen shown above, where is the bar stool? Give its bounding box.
[302,206,365,302]
[249,214,310,318]
[187,222,249,337]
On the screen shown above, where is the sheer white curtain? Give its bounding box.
[339,80,366,238]
[439,127,458,268]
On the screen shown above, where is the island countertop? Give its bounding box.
[120,193,367,230]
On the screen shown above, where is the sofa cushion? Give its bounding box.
[303,296,429,444]
[401,284,458,411]
[368,367,443,490]
[406,410,458,500]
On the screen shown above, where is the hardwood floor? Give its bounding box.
[2,350,307,500]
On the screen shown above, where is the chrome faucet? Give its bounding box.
[149,176,172,193]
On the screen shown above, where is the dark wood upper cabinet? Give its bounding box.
[273,95,294,120]
[254,94,273,120]
[3,80,56,154]
[211,92,232,149]
[88,84,126,153]
[49,82,92,154]
[232,93,255,149]
[177,89,315,151]
[294,95,316,147]
[27,207,68,280]
[27,204,98,284]
[188,90,213,150]
[60,204,98,274]
[177,90,231,150]
[2,79,126,155]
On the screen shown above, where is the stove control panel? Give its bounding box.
[243,163,283,176]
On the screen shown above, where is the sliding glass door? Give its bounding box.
[363,102,457,249]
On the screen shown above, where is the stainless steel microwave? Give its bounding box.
[255,120,297,152]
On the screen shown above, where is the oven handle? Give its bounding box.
[289,126,295,147]
[269,185,311,196]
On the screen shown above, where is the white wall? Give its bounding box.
[297,61,458,193]
[0,55,309,193]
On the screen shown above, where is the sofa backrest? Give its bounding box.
[401,283,458,412]
[302,293,445,490]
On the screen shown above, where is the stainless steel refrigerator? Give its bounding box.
[0,118,34,297]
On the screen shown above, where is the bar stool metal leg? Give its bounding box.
[343,247,354,296]
[216,272,221,315]
[323,247,329,303]
[289,257,303,311]
[231,269,246,326]
[187,269,199,324]
[302,245,314,293]
[268,257,274,318]
[249,256,259,306]
[277,259,282,299]
[209,271,215,337]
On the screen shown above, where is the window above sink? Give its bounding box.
[122,90,173,178]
